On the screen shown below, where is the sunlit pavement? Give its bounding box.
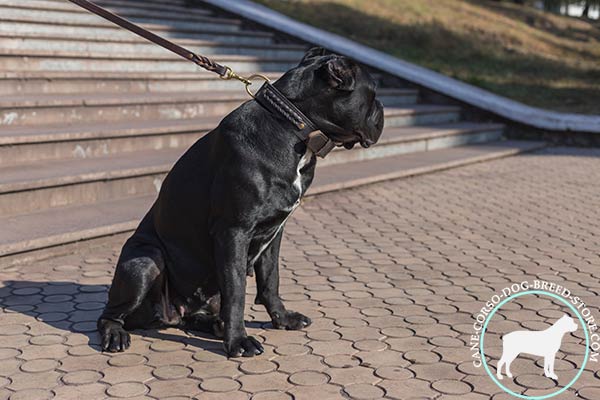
[1,147,599,400]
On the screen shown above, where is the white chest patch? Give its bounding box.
[251,149,313,265]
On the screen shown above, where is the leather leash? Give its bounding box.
[68,0,335,157]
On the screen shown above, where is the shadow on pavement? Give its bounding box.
[0,280,231,355]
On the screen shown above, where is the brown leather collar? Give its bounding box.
[254,82,335,158]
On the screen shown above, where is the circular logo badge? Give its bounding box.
[479,290,590,399]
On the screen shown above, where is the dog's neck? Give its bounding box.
[253,82,335,158]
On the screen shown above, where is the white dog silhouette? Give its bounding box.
[496,314,578,380]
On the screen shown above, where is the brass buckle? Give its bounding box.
[307,131,335,158]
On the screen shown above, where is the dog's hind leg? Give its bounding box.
[98,244,164,352]
[181,295,224,338]
[504,354,516,378]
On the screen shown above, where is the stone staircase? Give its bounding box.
[0,0,545,260]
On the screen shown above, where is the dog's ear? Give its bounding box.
[300,46,328,63]
[318,57,356,91]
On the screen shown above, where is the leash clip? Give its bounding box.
[220,68,270,99]
[219,66,252,86]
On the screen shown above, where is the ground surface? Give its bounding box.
[1,147,600,399]
[254,0,600,114]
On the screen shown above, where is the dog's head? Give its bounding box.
[274,47,384,150]
[558,314,578,333]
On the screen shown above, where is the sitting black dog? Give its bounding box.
[98,47,384,357]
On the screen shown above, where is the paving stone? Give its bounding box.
[239,360,277,375]
[308,341,355,357]
[323,354,360,368]
[62,370,103,385]
[410,362,464,382]
[404,350,441,364]
[379,378,438,399]
[200,377,242,392]
[578,386,600,400]
[238,372,290,392]
[374,366,414,380]
[195,392,249,400]
[287,384,344,400]
[4,149,600,399]
[249,391,292,400]
[148,378,202,398]
[101,365,154,385]
[342,383,385,400]
[149,340,186,352]
[146,350,196,367]
[353,340,387,351]
[273,344,310,356]
[514,374,557,390]
[8,389,55,400]
[108,354,146,367]
[328,366,378,386]
[54,383,109,400]
[20,359,59,373]
[432,379,473,395]
[288,371,329,386]
[152,365,192,380]
[8,371,61,391]
[106,381,149,398]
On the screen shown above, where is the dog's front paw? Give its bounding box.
[545,373,558,380]
[224,335,264,358]
[99,319,131,353]
[272,311,311,330]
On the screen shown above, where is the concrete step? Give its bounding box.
[0,34,307,59]
[0,117,221,164]
[0,109,467,165]
[0,71,283,96]
[309,140,547,195]
[0,140,546,257]
[0,93,446,129]
[0,148,181,216]
[0,50,298,73]
[0,91,250,126]
[0,21,275,46]
[0,5,243,33]
[0,195,152,258]
[1,0,213,19]
[378,88,419,107]
[90,0,214,17]
[0,122,505,215]
[0,98,455,142]
[320,122,505,167]
[384,105,461,127]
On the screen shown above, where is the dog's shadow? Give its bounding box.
[0,280,253,356]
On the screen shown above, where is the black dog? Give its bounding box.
[98,47,384,357]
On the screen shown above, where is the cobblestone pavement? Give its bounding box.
[1,147,600,400]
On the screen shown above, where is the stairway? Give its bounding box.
[0,0,545,259]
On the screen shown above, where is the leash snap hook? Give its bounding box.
[219,66,252,86]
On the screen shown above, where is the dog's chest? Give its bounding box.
[250,149,313,265]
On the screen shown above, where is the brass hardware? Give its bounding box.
[219,66,252,86]
[220,69,271,98]
[243,74,272,98]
